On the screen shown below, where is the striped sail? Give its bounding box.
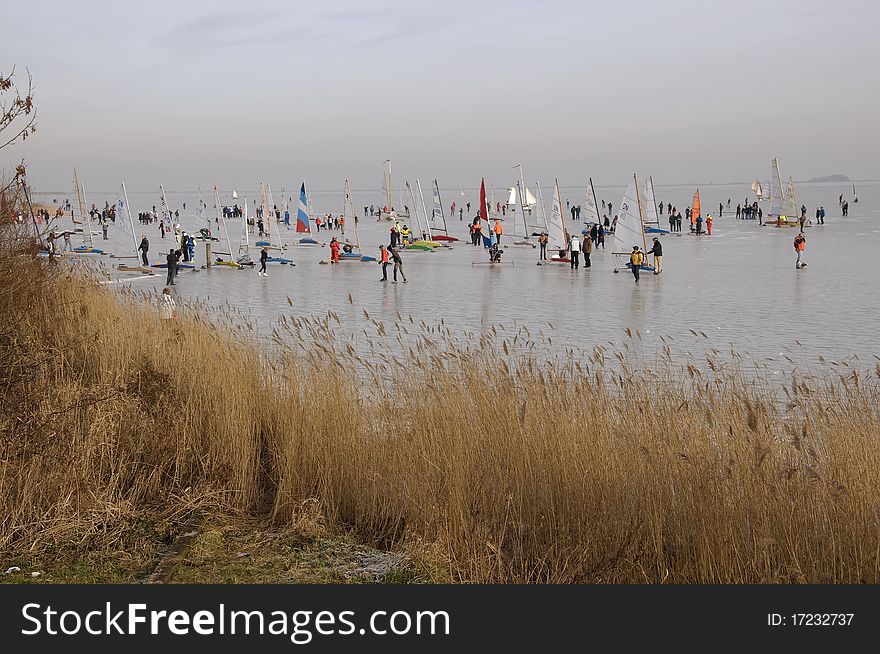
[296,183,311,233]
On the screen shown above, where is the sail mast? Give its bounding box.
[242,196,249,252]
[517,181,530,237]
[536,182,550,233]
[633,173,648,253]
[516,164,528,213]
[589,177,600,224]
[554,178,568,247]
[344,178,360,250]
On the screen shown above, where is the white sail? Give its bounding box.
[769,158,786,219]
[117,184,139,259]
[583,177,601,224]
[524,187,537,207]
[535,182,550,234]
[416,179,431,240]
[73,169,94,246]
[640,176,659,225]
[751,180,765,199]
[614,175,648,253]
[785,177,799,220]
[431,180,447,233]
[405,181,420,237]
[382,160,393,212]
[547,179,568,249]
[159,184,171,222]
[344,178,360,250]
[507,186,518,207]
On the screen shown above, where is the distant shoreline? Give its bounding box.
[29,178,879,196]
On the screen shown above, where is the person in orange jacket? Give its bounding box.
[329,237,340,264]
[706,213,713,235]
[379,244,390,280]
[794,232,806,269]
[493,218,503,245]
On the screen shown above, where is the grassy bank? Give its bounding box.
[2,229,879,583]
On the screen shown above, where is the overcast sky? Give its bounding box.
[3,0,879,192]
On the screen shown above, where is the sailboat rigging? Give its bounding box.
[429,180,458,242]
[71,169,103,254]
[612,174,652,272]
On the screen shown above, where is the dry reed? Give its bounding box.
[2,228,879,583]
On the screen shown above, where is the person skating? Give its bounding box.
[138,235,150,266]
[389,245,407,282]
[629,246,644,282]
[165,249,178,285]
[569,234,581,269]
[489,243,503,263]
[647,237,663,274]
[794,232,806,269]
[583,231,592,267]
[330,237,340,264]
[538,232,548,260]
[258,247,269,276]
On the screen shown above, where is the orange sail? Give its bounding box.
[692,190,701,225]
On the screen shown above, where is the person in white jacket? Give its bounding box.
[160,287,175,320]
[569,235,581,269]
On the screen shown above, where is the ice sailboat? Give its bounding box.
[612,174,653,272]
[296,182,319,244]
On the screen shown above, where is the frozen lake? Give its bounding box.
[35,179,879,375]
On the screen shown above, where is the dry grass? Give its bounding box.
[2,227,880,583]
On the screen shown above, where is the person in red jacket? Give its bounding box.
[330,237,340,264]
[379,244,390,281]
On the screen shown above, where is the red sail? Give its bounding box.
[479,178,488,222]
